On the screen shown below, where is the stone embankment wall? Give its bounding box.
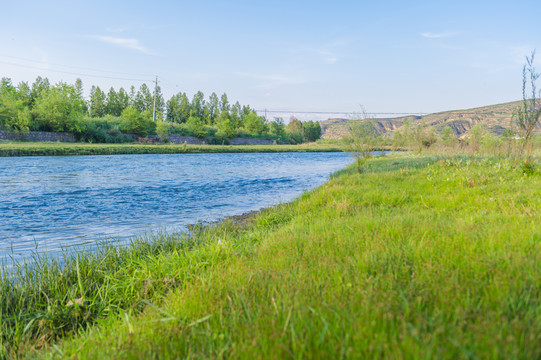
[157,135,275,145]
[0,130,76,142]
[0,130,276,145]
[229,138,275,145]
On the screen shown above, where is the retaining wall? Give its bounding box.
[160,135,275,145]
[0,130,76,142]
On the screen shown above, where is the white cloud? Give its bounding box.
[87,35,156,55]
[420,31,458,39]
[317,49,338,64]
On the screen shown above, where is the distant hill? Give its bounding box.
[320,100,521,140]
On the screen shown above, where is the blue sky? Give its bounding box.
[1,0,540,120]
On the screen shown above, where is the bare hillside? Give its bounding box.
[320,101,521,140]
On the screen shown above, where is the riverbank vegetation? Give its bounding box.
[0,141,343,157]
[0,77,321,144]
[2,153,541,358]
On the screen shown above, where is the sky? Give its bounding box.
[1,0,540,121]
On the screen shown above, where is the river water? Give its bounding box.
[0,152,353,265]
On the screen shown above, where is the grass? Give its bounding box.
[2,154,541,358]
[0,142,343,157]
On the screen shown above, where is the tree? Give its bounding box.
[134,84,153,113]
[231,101,242,127]
[166,93,181,123]
[303,121,321,142]
[154,85,165,120]
[0,78,30,132]
[440,125,457,148]
[288,116,303,135]
[191,91,205,120]
[269,117,286,138]
[89,86,106,117]
[515,50,541,160]
[219,93,230,113]
[243,111,267,134]
[33,82,86,133]
[342,108,378,173]
[121,106,152,137]
[17,81,31,107]
[104,87,121,116]
[206,92,219,125]
[156,119,169,138]
[215,110,236,138]
[241,105,252,119]
[30,76,50,106]
[129,86,136,107]
[74,78,84,98]
[187,115,207,138]
[179,93,190,123]
[117,88,130,113]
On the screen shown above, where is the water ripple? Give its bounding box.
[0,152,353,265]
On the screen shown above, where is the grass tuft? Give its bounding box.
[3,154,541,359]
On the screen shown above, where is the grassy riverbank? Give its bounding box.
[3,154,541,358]
[0,142,343,156]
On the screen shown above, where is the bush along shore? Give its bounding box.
[2,154,541,358]
[0,142,344,157]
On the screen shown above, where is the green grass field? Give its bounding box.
[0,142,343,156]
[2,154,541,358]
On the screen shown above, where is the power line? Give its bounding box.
[0,54,154,78]
[0,60,153,82]
[255,110,428,116]
[255,109,509,116]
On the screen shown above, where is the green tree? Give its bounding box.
[287,116,303,143]
[89,86,106,117]
[219,93,230,113]
[117,88,130,113]
[30,76,50,106]
[156,119,169,138]
[179,93,191,123]
[440,125,456,147]
[104,87,121,116]
[216,110,237,138]
[128,86,136,107]
[33,82,86,133]
[206,92,219,125]
[231,101,242,127]
[17,81,31,107]
[166,93,181,123]
[191,91,205,120]
[121,106,152,137]
[74,78,84,98]
[243,111,267,134]
[0,78,30,132]
[303,121,321,142]
[269,117,286,138]
[134,84,153,113]
[342,119,378,173]
[154,85,165,120]
[187,115,207,138]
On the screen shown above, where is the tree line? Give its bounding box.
[0,76,321,144]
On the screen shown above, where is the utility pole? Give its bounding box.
[152,76,158,122]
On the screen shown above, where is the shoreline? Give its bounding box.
[5,154,538,358]
[0,142,349,157]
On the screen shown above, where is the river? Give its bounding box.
[0,152,353,265]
